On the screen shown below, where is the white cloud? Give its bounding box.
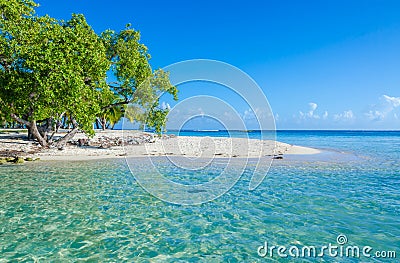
[365,110,385,121]
[383,95,400,108]
[322,111,328,120]
[334,110,355,121]
[299,102,320,119]
[161,102,171,110]
[344,110,354,119]
[242,107,273,121]
[309,102,317,112]
[223,111,237,121]
[364,94,400,121]
[243,108,255,121]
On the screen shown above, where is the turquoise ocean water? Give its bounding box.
[0,131,399,262]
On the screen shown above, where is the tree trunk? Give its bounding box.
[10,113,48,147]
[100,117,106,130]
[27,129,33,140]
[96,117,106,130]
[10,113,84,148]
[53,119,80,148]
[30,120,48,147]
[62,116,67,129]
[37,118,53,141]
[53,127,79,148]
[95,119,100,129]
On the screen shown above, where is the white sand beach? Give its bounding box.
[0,130,320,161]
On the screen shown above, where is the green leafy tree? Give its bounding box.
[100,27,178,132]
[0,0,177,148]
[0,0,110,147]
[96,104,124,130]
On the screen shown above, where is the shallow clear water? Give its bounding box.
[0,131,399,262]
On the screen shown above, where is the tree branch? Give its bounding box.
[10,113,31,127]
[102,100,130,110]
[53,119,80,147]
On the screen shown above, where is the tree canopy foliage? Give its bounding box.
[0,0,177,147]
[98,27,177,131]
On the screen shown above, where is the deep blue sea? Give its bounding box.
[0,131,399,262]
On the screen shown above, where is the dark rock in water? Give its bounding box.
[273,156,283,159]
[58,146,64,151]
[13,157,25,164]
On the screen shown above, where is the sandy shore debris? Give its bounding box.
[0,129,320,161]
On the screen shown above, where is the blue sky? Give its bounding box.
[36,0,400,130]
